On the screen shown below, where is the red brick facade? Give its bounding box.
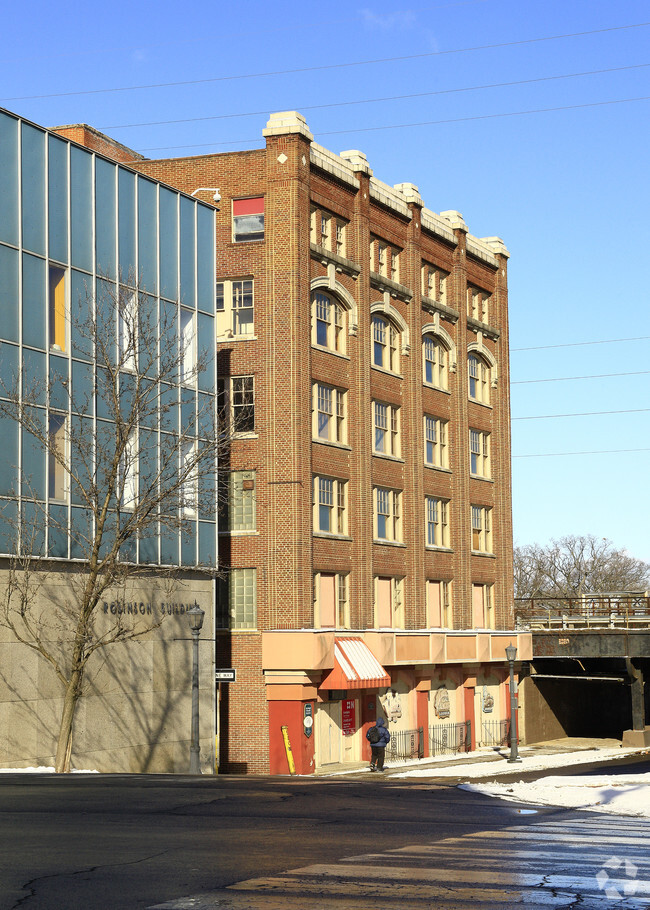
[59,112,524,775]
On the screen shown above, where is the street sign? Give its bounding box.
[215,669,236,682]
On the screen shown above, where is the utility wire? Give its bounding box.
[512,370,650,384]
[513,448,650,458]
[137,94,650,152]
[4,21,649,103]
[512,335,650,351]
[101,62,650,131]
[512,408,650,420]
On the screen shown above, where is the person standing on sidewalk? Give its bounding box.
[366,717,391,772]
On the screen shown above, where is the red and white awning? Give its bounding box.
[320,638,390,690]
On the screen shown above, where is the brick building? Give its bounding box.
[58,110,530,775]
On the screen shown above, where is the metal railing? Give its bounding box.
[388,727,425,762]
[479,718,510,748]
[515,594,650,630]
[429,720,472,757]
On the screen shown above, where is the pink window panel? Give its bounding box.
[320,574,336,628]
[233,197,264,216]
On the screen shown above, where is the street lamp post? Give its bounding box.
[187,603,205,775]
[505,642,521,764]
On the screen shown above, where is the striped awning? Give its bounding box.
[320,638,390,690]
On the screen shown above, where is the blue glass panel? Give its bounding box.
[70,269,93,361]
[22,253,46,350]
[70,146,93,272]
[0,415,18,495]
[0,245,19,343]
[95,420,117,507]
[94,277,116,366]
[181,526,196,566]
[118,168,136,284]
[96,369,113,421]
[159,187,178,300]
[198,466,215,520]
[197,392,215,440]
[23,350,46,407]
[71,359,93,415]
[49,353,69,412]
[22,501,45,555]
[98,510,117,559]
[197,313,215,392]
[137,176,158,294]
[48,134,68,265]
[198,521,216,567]
[21,123,46,255]
[139,428,157,498]
[181,388,196,436]
[119,371,136,421]
[70,506,92,558]
[159,382,178,434]
[139,527,158,564]
[197,205,215,313]
[160,300,177,380]
[95,157,117,279]
[0,499,18,555]
[0,342,19,399]
[140,378,158,430]
[120,524,137,563]
[22,408,46,500]
[179,196,195,308]
[160,525,179,565]
[70,415,93,507]
[48,504,68,558]
[0,112,19,245]
[139,293,158,379]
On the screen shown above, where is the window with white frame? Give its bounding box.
[48,413,67,502]
[313,476,347,535]
[217,568,257,629]
[372,314,400,373]
[180,308,196,385]
[373,401,400,457]
[313,382,347,444]
[375,575,404,628]
[181,439,198,517]
[118,288,137,371]
[423,334,448,389]
[421,263,449,305]
[314,571,350,629]
[310,207,347,256]
[471,505,492,553]
[470,429,491,477]
[312,292,346,354]
[426,579,453,628]
[118,430,138,511]
[374,486,402,542]
[218,375,255,434]
[467,286,490,324]
[472,582,495,629]
[468,353,490,404]
[424,415,448,469]
[226,470,256,532]
[232,197,264,242]
[371,236,400,280]
[216,279,254,337]
[426,496,450,548]
[48,266,67,353]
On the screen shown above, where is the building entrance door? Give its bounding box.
[316,701,342,766]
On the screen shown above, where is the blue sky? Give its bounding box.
[3,0,649,561]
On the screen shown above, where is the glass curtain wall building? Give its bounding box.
[0,108,218,567]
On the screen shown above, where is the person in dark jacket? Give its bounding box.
[366,717,391,772]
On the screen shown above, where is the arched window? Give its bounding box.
[468,353,490,404]
[422,334,448,389]
[372,314,400,373]
[311,291,346,354]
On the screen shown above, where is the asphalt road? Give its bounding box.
[0,758,648,909]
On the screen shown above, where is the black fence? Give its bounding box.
[479,718,510,747]
[388,727,425,762]
[429,720,472,757]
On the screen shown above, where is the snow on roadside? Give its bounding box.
[461,774,650,819]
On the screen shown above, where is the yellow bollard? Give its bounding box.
[281,725,296,775]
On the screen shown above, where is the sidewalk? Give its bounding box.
[314,737,647,779]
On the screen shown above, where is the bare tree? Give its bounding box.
[514,535,650,599]
[0,276,220,772]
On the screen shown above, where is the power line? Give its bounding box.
[511,335,650,352]
[4,21,648,103]
[513,448,650,458]
[512,370,650,385]
[101,62,650,132]
[137,94,650,153]
[513,408,650,420]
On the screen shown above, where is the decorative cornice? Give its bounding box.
[421,295,459,324]
[369,177,411,219]
[310,242,361,280]
[369,271,413,304]
[420,209,457,245]
[263,111,314,141]
[467,316,500,341]
[310,143,360,190]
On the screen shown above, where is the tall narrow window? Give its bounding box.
[372,315,399,373]
[426,496,449,548]
[468,354,490,404]
[231,376,254,433]
[180,308,196,384]
[374,487,402,542]
[181,439,197,517]
[216,279,254,337]
[313,476,347,535]
[423,335,448,389]
[119,431,138,510]
[424,415,448,469]
[313,292,345,353]
[373,401,400,456]
[232,197,264,242]
[217,569,257,629]
[470,429,491,477]
[118,289,137,371]
[227,471,256,531]
[375,576,404,628]
[471,505,492,553]
[48,413,67,501]
[314,382,346,444]
[48,266,66,352]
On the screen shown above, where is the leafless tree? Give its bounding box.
[514,535,650,599]
[0,276,221,771]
